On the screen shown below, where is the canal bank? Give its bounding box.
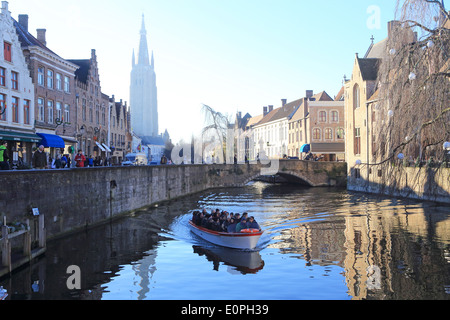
[1,183,449,300]
[0,161,346,243]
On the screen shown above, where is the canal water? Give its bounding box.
[1,182,449,300]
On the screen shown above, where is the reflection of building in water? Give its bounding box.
[266,200,450,300]
[343,199,450,300]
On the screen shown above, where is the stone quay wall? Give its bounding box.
[0,161,346,241]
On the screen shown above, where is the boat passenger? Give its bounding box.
[211,217,221,231]
[236,219,248,233]
[227,218,237,233]
[234,213,241,223]
[247,216,261,230]
[241,212,248,221]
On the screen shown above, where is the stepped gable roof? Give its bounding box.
[67,59,90,83]
[357,58,381,81]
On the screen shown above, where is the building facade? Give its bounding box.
[14,12,79,158]
[109,96,130,164]
[0,2,38,167]
[130,15,158,138]
[69,49,110,160]
[287,91,342,160]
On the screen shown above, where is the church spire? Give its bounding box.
[138,14,150,65]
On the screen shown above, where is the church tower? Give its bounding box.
[130,15,158,138]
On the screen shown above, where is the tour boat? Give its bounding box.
[189,220,263,250]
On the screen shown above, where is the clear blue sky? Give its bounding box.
[8,0,397,143]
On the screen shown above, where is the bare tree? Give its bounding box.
[375,0,449,163]
[201,104,231,162]
[369,0,449,199]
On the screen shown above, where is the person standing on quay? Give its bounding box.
[74,150,86,168]
[0,141,10,170]
[33,145,47,169]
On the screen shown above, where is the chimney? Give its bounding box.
[18,14,28,32]
[36,29,46,46]
[1,1,8,14]
[263,106,268,116]
[306,90,313,100]
[281,99,287,106]
[268,105,273,112]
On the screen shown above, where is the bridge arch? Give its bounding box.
[239,171,316,187]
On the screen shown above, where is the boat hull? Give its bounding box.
[189,221,263,250]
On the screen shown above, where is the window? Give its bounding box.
[64,76,70,92]
[0,93,6,121]
[47,69,53,88]
[24,100,30,124]
[313,128,321,140]
[0,67,5,86]
[82,99,86,121]
[325,128,333,140]
[4,42,12,62]
[12,97,19,123]
[47,100,54,123]
[56,102,62,121]
[319,111,327,122]
[11,71,18,90]
[336,128,345,139]
[331,111,339,122]
[89,104,93,122]
[354,127,361,155]
[38,97,45,121]
[56,73,62,90]
[64,104,70,123]
[38,67,45,85]
[353,84,360,109]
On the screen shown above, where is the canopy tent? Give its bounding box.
[36,133,65,148]
[300,144,310,153]
[0,130,41,143]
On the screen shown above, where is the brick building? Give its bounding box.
[68,49,110,160]
[14,12,79,158]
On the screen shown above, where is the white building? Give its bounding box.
[0,1,37,167]
[130,15,159,138]
[253,101,299,159]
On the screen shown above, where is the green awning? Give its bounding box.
[0,130,42,143]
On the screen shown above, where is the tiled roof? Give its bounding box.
[335,86,345,101]
[67,59,90,83]
[246,114,263,128]
[13,18,60,57]
[357,58,380,81]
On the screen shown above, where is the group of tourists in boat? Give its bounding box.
[191,209,261,233]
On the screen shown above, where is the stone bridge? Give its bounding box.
[0,160,346,240]
[209,160,347,188]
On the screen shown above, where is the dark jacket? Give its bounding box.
[248,221,260,230]
[33,150,47,168]
[227,223,237,233]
